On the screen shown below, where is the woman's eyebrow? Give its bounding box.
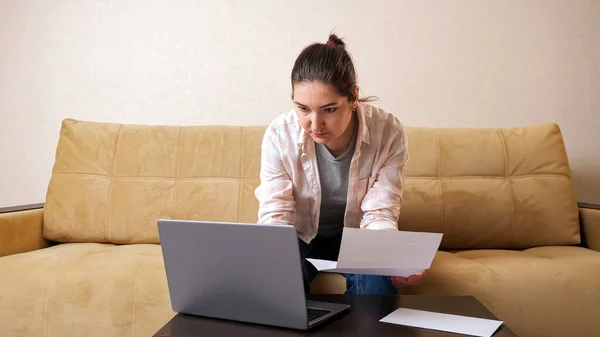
[293,102,338,108]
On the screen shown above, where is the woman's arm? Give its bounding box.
[360,129,420,287]
[255,129,296,225]
[360,130,408,231]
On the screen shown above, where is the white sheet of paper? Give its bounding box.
[380,308,503,337]
[306,258,338,271]
[306,258,423,277]
[306,228,443,277]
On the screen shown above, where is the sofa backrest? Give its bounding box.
[43,119,265,244]
[399,123,580,249]
[43,119,580,249]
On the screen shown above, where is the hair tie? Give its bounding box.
[326,40,335,46]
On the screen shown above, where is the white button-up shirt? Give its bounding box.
[255,103,409,243]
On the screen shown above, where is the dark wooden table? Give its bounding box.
[153,294,518,336]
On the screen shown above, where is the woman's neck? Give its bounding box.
[326,111,358,158]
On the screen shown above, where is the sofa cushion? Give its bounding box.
[312,247,600,337]
[399,123,580,249]
[43,119,265,243]
[0,243,174,337]
[3,243,597,337]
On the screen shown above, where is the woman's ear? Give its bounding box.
[353,85,360,108]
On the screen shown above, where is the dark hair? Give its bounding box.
[291,33,375,103]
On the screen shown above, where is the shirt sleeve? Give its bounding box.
[254,128,296,225]
[359,129,408,231]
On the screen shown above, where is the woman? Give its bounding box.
[255,34,424,295]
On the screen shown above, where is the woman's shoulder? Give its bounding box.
[263,109,301,139]
[361,103,406,135]
[267,109,297,127]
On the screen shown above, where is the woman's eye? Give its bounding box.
[298,106,310,113]
[324,107,337,113]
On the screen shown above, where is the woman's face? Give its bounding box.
[292,81,358,151]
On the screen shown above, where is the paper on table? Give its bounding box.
[380,308,503,337]
[306,227,443,277]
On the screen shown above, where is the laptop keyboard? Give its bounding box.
[307,307,332,321]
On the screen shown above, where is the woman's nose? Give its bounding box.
[311,113,322,127]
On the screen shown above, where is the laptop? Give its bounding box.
[157,219,350,330]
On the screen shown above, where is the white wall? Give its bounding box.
[1,0,599,207]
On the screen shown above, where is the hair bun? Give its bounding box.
[327,34,346,49]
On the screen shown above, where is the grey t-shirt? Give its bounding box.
[316,124,358,237]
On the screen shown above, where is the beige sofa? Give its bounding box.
[1,118,599,337]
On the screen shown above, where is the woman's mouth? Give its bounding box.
[312,132,328,137]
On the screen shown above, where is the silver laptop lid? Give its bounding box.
[157,220,309,330]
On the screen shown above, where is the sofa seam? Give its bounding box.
[436,131,444,234]
[44,122,68,234]
[51,173,262,181]
[43,260,68,337]
[496,128,514,248]
[50,172,572,180]
[481,263,499,316]
[106,125,124,242]
[130,262,146,337]
[237,127,244,222]
[404,174,570,179]
[170,127,184,220]
[453,254,500,311]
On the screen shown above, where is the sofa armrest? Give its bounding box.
[579,202,600,252]
[0,203,51,257]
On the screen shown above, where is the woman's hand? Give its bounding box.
[391,270,426,287]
